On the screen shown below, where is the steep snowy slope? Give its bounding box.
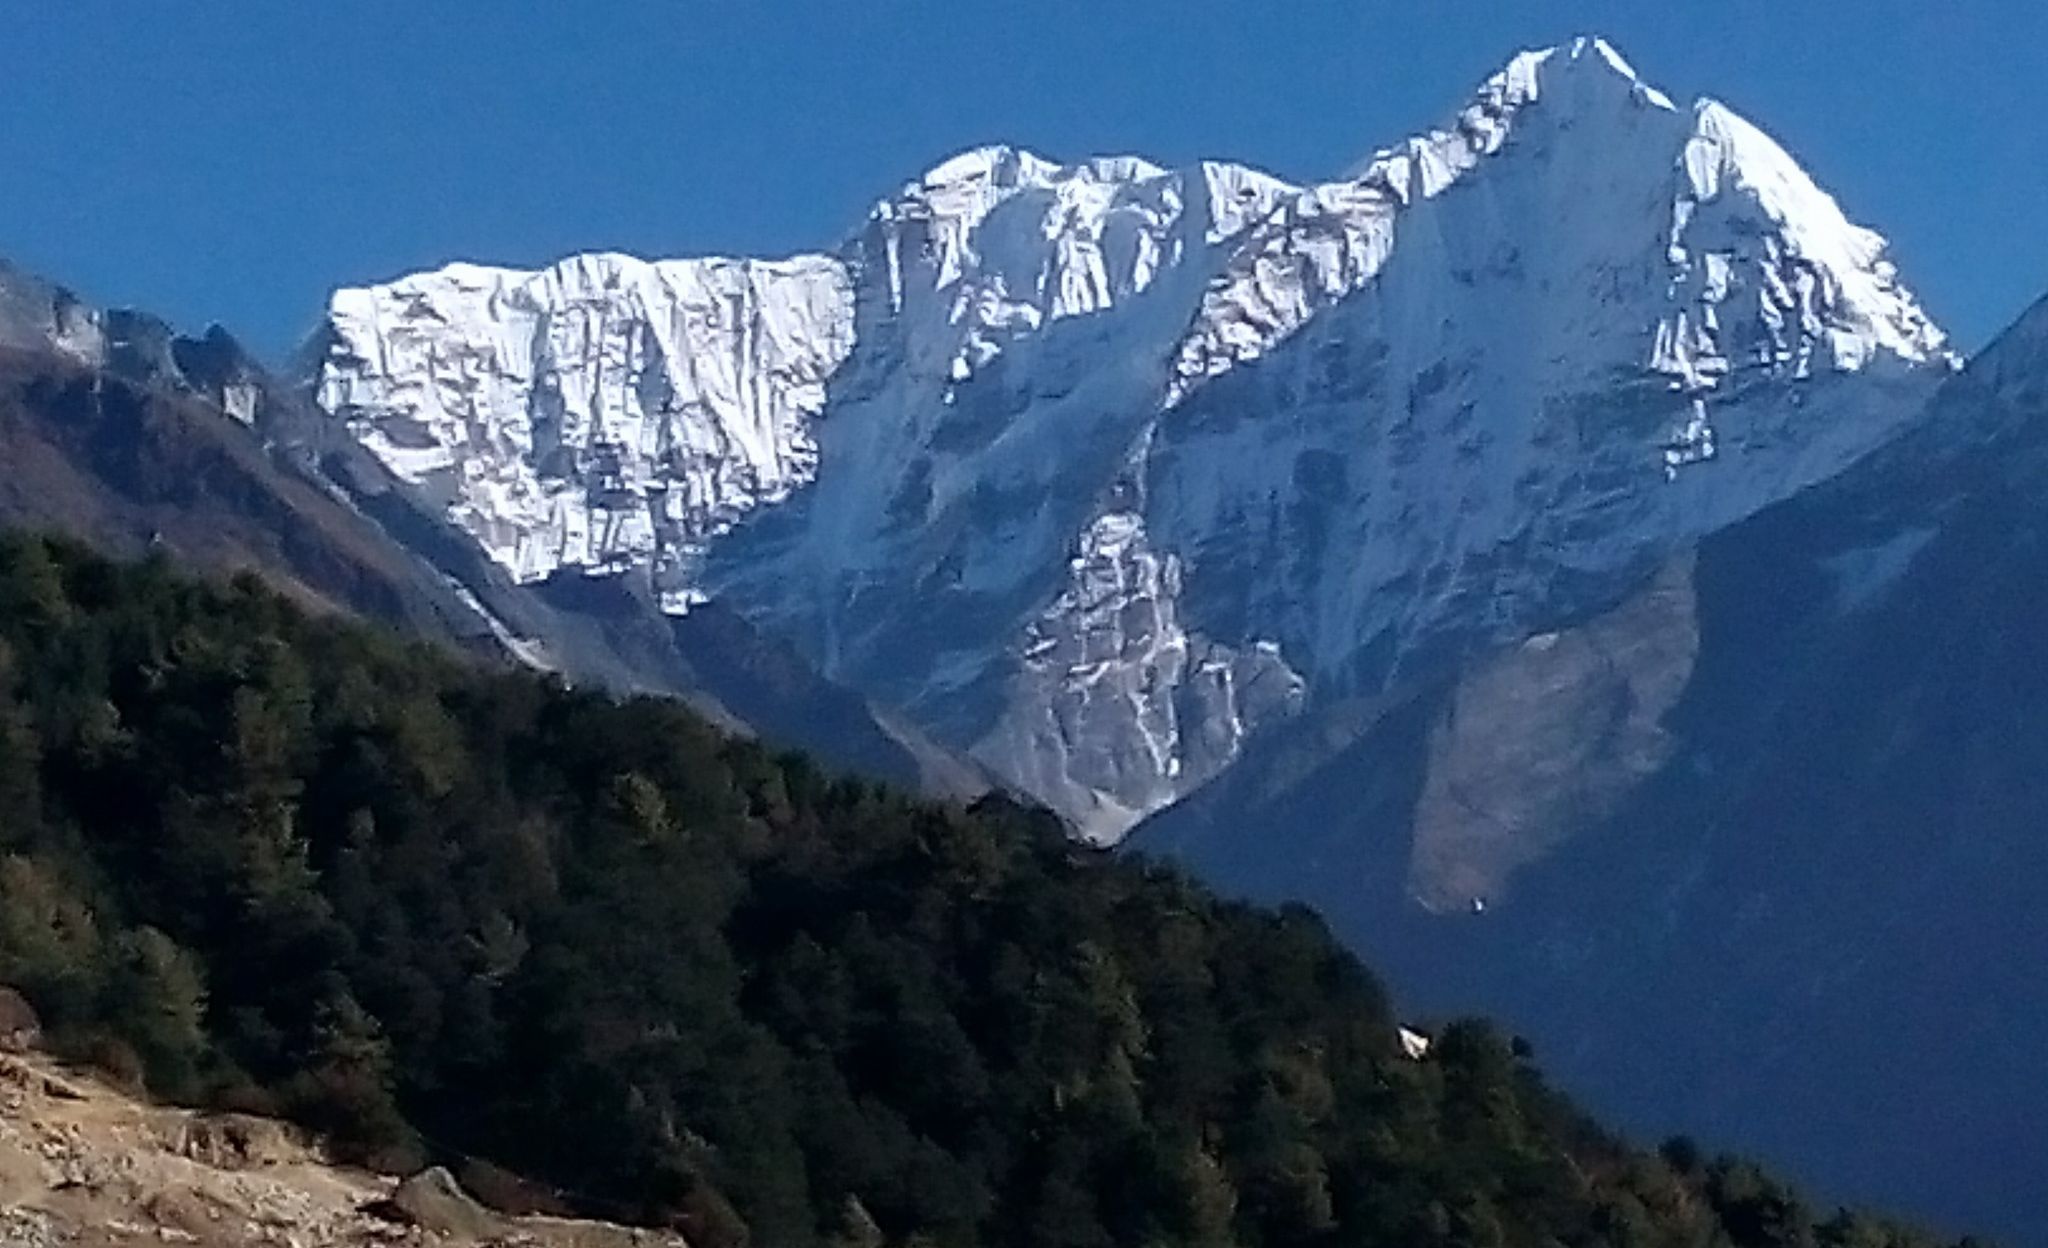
[1140,292,2048,1245]
[308,38,1951,842]
[314,253,853,611]
[719,37,1951,840]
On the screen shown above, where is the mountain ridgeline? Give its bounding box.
[270,41,2042,1233]
[303,37,1949,842]
[0,28,2036,1248]
[0,533,1975,1248]
[0,259,986,800]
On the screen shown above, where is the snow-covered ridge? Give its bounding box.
[307,37,1954,839]
[315,252,852,609]
[311,38,1945,611]
[1172,36,1946,409]
[311,150,1302,605]
[855,144,1297,387]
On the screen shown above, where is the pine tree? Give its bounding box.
[102,926,208,1097]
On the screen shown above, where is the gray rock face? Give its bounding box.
[1406,555,1698,912]
[386,1167,502,1240]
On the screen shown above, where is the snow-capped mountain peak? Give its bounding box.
[1175,36,1946,410]
[307,39,1953,840]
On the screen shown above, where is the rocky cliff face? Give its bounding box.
[308,38,1950,841]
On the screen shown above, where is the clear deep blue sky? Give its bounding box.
[0,1,2038,359]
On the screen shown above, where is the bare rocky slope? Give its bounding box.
[0,1048,682,1248]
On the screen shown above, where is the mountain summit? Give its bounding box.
[305,38,1950,841]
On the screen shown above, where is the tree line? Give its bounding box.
[0,533,1979,1248]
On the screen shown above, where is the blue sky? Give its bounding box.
[1,1,2039,358]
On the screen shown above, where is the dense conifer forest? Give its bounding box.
[0,534,1976,1248]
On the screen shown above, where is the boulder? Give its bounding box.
[379,1165,500,1240]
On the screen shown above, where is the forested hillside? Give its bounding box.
[0,534,1973,1248]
